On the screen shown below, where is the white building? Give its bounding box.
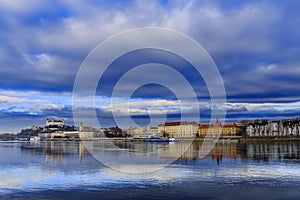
[127,127,146,135]
[246,120,300,137]
[146,127,159,135]
[127,126,160,138]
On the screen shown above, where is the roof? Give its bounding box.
[164,121,197,126]
[199,125,210,128]
[223,123,237,128]
[199,123,237,129]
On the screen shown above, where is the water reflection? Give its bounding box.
[245,142,300,162]
[20,141,85,163]
[10,140,300,164]
[2,140,300,199]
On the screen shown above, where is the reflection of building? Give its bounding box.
[158,121,198,138]
[246,142,300,161]
[157,141,239,162]
[158,141,199,160]
[79,142,89,161]
[45,141,65,163]
[210,143,237,164]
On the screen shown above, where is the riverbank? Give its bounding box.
[4,136,300,143]
[240,137,300,143]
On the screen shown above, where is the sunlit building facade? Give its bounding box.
[158,121,198,138]
[198,122,239,138]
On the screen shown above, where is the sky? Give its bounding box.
[0,0,300,132]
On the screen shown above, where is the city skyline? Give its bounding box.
[1,0,300,132]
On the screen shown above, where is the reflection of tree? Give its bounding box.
[246,118,300,137]
[245,141,300,162]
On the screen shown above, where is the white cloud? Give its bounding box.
[0,95,40,104]
[0,90,72,115]
[226,101,300,112]
[0,0,46,14]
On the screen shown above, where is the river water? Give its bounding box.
[1,140,300,200]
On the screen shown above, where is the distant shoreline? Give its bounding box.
[239,137,300,142]
[3,136,300,143]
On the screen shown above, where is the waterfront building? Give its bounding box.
[271,121,279,136]
[50,131,64,139]
[146,126,159,135]
[104,126,124,137]
[63,131,79,139]
[245,119,300,137]
[246,124,255,137]
[127,127,152,138]
[198,121,243,138]
[38,133,51,139]
[158,121,198,138]
[79,123,107,139]
[221,123,238,136]
[50,131,79,139]
[198,122,222,138]
[79,131,95,139]
[157,124,165,135]
[79,128,105,139]
[127,127,147,136]
[127,126,160,138]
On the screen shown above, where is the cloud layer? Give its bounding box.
[0,0,300,131]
